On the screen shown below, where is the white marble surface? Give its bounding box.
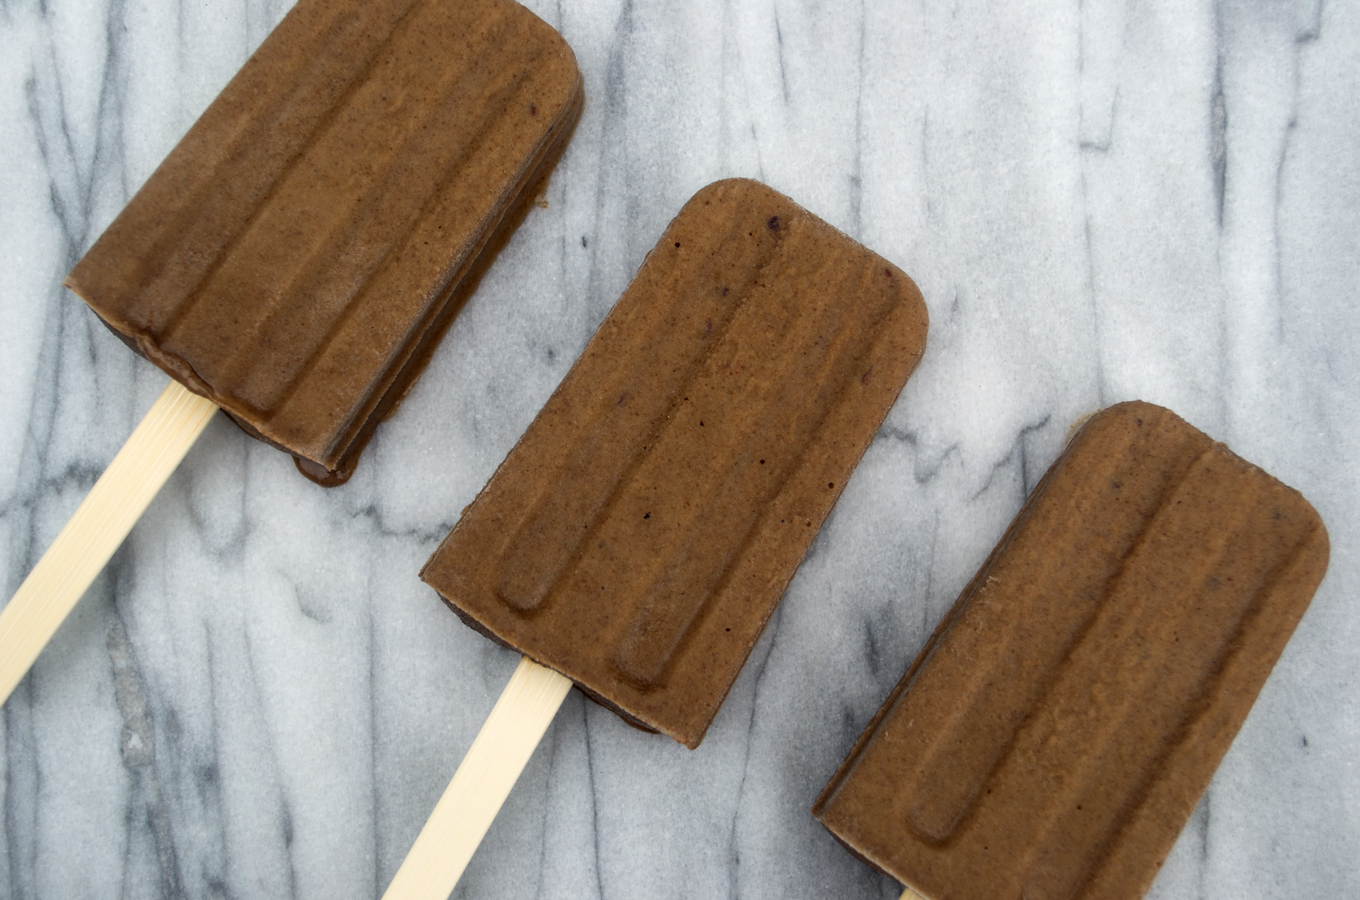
[1,0,1357,897]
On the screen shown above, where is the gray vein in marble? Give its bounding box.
[917,109,936,223]
[1212,62,1228,228]
[341,503,454,551]
[525,722,552,900]
[1195,795,1211,900]
[1077,198,1108,407]
[27,25,85,258]
[725,599,785,900]
[772,8,788,107]
[579,700,603,900]
[366,603,382,900]
[172,630,226,898]
[239,624,301,900]
[3,686,36,900]
[9,306,83,515]
[875,424,962,489]
[110,607,181,898]
[918,509,942,660]
[966,413,1052,505]
[108,610,151,766]
[848,1,865,238]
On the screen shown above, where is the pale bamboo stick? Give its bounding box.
[381,655,572,900]
[0,380,217,703]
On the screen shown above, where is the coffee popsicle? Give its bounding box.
[66,0,582,486]
[813,401,1330,900]
[387,178,929,897]
[0,0,582,704]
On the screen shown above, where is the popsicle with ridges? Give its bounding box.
[813,402,1329,900]
[400,178,929,894]
[1,0,582,707]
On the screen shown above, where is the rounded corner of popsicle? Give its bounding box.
[1069,399,1174,448]
[509,0,582,76]
[887,261,928,331]
[59,270,86,300]
[710,176,768,193]
[1103,398,1169,422]
[689,177,780,211]
[1280,484,1332,591]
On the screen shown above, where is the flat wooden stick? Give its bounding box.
[0,380,217,703]
[381,655,572,900]
[900,885,930,900]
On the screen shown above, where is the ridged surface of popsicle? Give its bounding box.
[813,401,1330,900]
[65,0,582,484]
[421,178,929,748]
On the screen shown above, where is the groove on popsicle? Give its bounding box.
[1010,461,1321,898]
[424,178,930,748]
[812,402,1330,900]
[492,204,792,612]
[160,1,524,410]
[212,37,534,415]
[886,407,1206,844]
[101,0,427,327]
[66,0,580,468]
[489,211,909,688]
[607,242,906,686]
[1077,514,1327,899]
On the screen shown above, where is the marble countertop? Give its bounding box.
[2,0,1357,897]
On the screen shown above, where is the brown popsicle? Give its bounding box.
[65,0,582,485]
[385,178,928,900]
[0,0,581,707]
[422,177,930,748]
[813,401,1330,900]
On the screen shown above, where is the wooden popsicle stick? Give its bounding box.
[0,380,217,704]
[381,655,572,900]
[900,885,930,900]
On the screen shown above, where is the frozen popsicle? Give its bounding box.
[0,0,582,704]
[384,178,929,898]
[813,401,1330,900]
